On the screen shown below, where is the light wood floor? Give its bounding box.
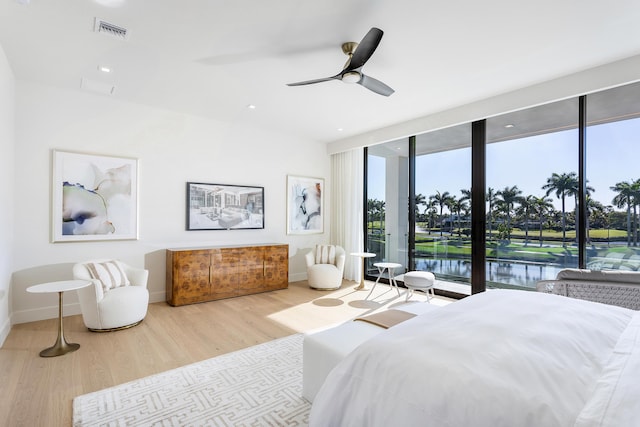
[0,280,449,426]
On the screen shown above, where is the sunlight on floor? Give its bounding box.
[268,280,453,333]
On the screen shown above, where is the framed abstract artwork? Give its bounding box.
[186,182,265,230]
[52,150,138,242]
[286,175,324,234]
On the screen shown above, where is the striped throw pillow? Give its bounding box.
[85,261,130,292]
[315,245,336,265]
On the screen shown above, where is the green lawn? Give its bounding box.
[368,224,636,263]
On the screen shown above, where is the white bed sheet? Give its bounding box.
[309,289,639,427]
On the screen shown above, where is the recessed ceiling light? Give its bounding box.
[93,0,126,7]
[80,78,115,96]
[337,128,344,132]
[504,124,515,128]
[98,65,111,73]
[247,104,256,110]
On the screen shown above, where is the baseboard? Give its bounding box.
[149,290,167,304]
[289,273,307,282]
[0,316,10,348]
[11,302,82,325]
[11,282,308,326]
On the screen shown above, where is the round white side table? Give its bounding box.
[366,262,403,299]
[350,252,376,290]
[27,279,91,357]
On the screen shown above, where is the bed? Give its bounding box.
[309,289,640,427]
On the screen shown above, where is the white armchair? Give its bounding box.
[305,245,346,290]
[73,259,150,331]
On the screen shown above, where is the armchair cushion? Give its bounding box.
[315,245,337,265]
[85,260,131,292]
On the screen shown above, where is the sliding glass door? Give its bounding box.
[414,125,471,292]
[366,139,409,277]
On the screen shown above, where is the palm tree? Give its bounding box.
[585,197,604,245]
[445,195,458,235]
[532,196,554,247]
[429,191,453,237]
[414,193,427,223]
[496,185,522,242]
[460,188,471,204]
[486,187,498,241]
[568,178,595,244]
[515,195,535,246]
[450,196,469,238]
[611,180,635,246]
[543,172,577,247]
[426,203,438,232]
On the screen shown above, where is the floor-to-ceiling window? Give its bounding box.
[585,82,640,270]
[485,98,579,289]
[364,81,640,296]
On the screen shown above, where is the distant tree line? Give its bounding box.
[367,172,640,247]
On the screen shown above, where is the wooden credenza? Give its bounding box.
[166,244,288,306]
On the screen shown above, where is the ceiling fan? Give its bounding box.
[287,27,394,97]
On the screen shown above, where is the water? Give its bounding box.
[414,257,570,289]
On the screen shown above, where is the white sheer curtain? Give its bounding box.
[330,148,363,282]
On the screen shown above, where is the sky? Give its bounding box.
[368,117,639,213]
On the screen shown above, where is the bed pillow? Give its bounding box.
[85,260,130,292]
[316,245,336,265]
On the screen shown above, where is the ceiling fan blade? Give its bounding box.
[286,76,338,86]
[346,27,383,71]
[358,74,395,96]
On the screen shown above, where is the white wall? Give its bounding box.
[0,44,15,344]
[9,81,331,326]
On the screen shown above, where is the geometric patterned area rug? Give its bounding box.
[73,334,310,426]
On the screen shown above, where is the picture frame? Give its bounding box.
[186,182,264,230]
[287,175,324,234]
[52,150,138,242]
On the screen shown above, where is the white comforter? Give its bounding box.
[309,290,640,427]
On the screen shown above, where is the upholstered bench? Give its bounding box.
[302,302,439,402]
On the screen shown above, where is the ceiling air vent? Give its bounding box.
[94,18,128,40]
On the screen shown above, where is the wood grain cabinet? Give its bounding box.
[166,244,288,306]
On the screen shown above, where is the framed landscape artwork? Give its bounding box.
[186,182,265,230]
[52,150,138,242]
[287,175,324,234]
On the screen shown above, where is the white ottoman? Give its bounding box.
[403,271,436,302]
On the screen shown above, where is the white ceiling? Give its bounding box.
[2,0,640,144]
